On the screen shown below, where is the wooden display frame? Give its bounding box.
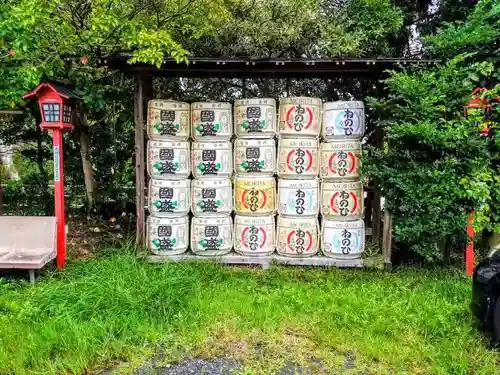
[108,56,439,269]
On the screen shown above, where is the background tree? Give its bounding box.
[365,0,500,263]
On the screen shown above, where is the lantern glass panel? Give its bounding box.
[42,103,60,122]
[63,104,72,123]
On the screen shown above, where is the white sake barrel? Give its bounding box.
[277,138,319,178]
[321,218,365,259]
[191,178,232,217]
[234,98,276,138]
[321,181,363,219]
[276,216,319,257]
[277,178,319,217]
[233,215,275,256]
[234,138,276,175]
[148,179,190,217]
[278,97,322,137]
[147,216,189,255]
[322,101,365,140]
[320,141,361,181]
[192,141,232,178]
[147,140,190,179]
[191,216,232,256]
[191,102,232,140]
[147,100,190,140]
[234,175,276,215]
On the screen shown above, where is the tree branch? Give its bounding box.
[217,79,258,97]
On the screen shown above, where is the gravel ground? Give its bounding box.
[128,357,371,375]
[132,358,240,375]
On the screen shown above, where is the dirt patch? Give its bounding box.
[67,216,133,259]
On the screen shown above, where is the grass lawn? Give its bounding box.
[0,251,498,375]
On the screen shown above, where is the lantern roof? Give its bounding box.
[23,79,81,100]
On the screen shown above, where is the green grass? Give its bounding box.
[0,252,498,375]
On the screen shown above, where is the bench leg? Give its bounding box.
[29,270,35,284]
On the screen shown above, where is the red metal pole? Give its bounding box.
[52,130,66,269]
[466,209,474,276]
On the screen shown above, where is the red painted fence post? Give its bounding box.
[466,209,474,276]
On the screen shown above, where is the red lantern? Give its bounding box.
[23,81,80,269]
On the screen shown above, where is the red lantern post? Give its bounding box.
[463,87,491,276]
[464,87,490,136]
[23,82,80,269]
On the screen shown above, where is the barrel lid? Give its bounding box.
[235,214,275,225]
[150,179,189,187]
[148,140,190,148]
[277,215,319,227]
[234,98,276,106]
[234,174,276,181]
[323,101,364,110]
[278,178,319,188]
[191,177,231,187]
[192,140,232,149]
[234,138,275,147]
[323,181,363,189]
[191,101,232,110]
[322,218,365,229]
[320,140,361,150]
[279,96,322,106]
[192,216,232,225]
[147,216,189,225]
[279,137,319,147]
[148,99,190,110]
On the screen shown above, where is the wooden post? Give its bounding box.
[134,76,145,248]
[372,190,382,244]
[382,209,393,270]
[142,75,153,247]
[134,74,153,249]
[371,128,383,244]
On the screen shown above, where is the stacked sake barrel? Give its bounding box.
[320,101,366,259]
[146,100,191,255]
[276,97,321,257]
[190,102,233,256]
[233,99,277,256]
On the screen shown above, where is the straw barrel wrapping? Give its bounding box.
[234,138,276,175]
[192,141,233,179]
[148,179,190,217]
[191,178,232,217]
[233,215,275,256]
[319,141,361,181]
[277,137,319,179]
[147,216,189,255]
[321,101,365,140]
[277,178,319,217]
[321,218,365,259]
[234,98,276,138]
[320,181,364,219]
[234,175,276,215]
[191,102,232,141]
[191,216,233,256]
[278,97,322,137]
[147,140,190,180]
[147,100,190,140]
[276,216,320,257]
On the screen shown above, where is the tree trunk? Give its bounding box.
[79,129,94,210]
[36,126,48,180]
[75,105,95,211]
[35,125,51,215]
